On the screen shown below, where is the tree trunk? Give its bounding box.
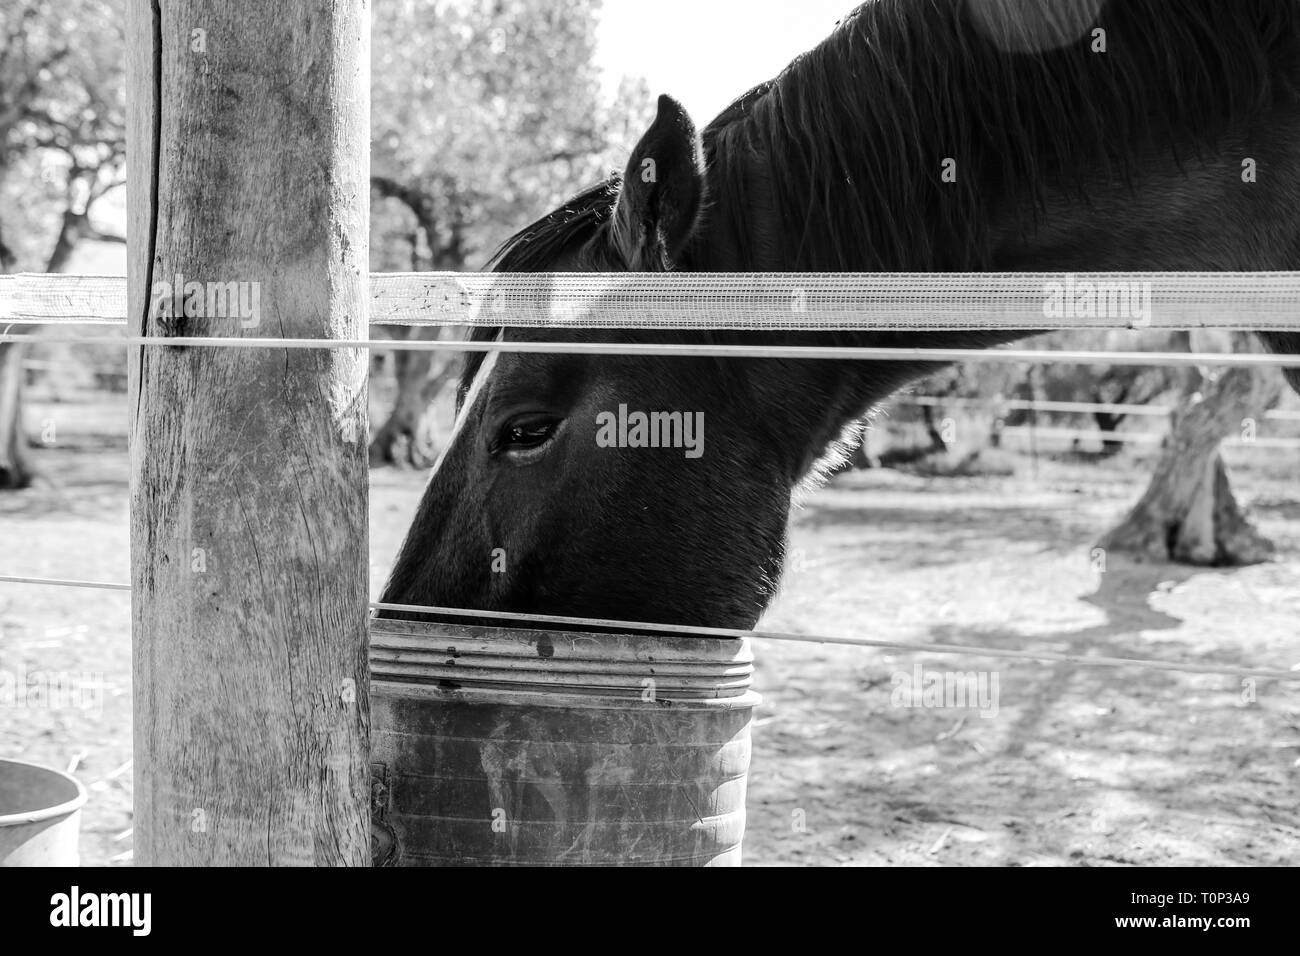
[0,197,119,491]
[366,181,469,468]
[45,208,87,273]
[0,219,30,489]
[1098,351,1281,565]
[921,404,949,452]
[0,339,32,489]
[369,327,458,467]
[1091,382,1129,457]
[1093,409,1126,457]
[0,209,82,492]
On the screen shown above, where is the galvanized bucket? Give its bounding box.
[0,758,88,866]
[370,619,759,866]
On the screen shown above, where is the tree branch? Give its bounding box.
[84,226,126,244]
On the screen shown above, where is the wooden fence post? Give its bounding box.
[126,0,371,865]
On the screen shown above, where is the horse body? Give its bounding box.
[381,0,1300,629]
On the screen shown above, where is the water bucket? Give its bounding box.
[369,619,760,866]
[0,758,88,866]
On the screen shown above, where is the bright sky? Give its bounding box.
[596,0,860,125]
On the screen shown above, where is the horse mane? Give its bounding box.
[469,0,1300,391]
[707,0,1300,269]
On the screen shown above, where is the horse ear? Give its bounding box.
[609,94,704,270]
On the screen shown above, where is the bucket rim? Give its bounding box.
[0,757,89,827]
[372,678,762,712]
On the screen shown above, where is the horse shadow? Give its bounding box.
[746,555,1293,865]
[920,557,1199,761]
[874,557,1289,863]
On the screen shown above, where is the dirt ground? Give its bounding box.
[2,400,1297,866]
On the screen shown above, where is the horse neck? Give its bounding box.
[683,0,1300,482]
[685,137,1033,485]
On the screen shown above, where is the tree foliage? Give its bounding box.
[0,0,126,270]
[370,0,650,271]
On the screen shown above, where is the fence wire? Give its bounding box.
[6,271,1300,331]
[4,270,1299,685]
[1,574,1295,683]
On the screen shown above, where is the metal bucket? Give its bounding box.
[0,758,88,866]
[369,620,760,866]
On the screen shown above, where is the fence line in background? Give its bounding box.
[887,396,1300,449]
[895,395,1300,421]
[2,574,1296,682]
[5,270,1300,685]
[994,426,1300,449]
[7,271,1300,331]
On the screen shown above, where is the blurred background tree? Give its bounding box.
[0,0,126,488]
[368,0,652,465]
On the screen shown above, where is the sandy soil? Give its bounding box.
[2,408,1297,866]
[745,462,1300,866]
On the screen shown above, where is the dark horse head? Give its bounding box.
[382,0,1300,630]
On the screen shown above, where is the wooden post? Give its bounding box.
[126,0,371,865]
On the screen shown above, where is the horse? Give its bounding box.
[380,0,1300,631]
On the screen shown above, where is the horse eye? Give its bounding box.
[493,415,559,456]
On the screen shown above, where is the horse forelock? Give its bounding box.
[486,178,621,275]
[456,179,626,397]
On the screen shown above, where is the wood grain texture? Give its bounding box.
[127,0,371,865]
